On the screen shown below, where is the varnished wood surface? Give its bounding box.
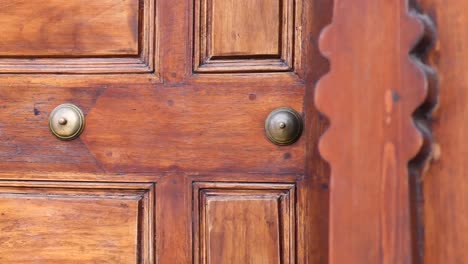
[6,0,466,262]
[0,181,154,263]
[0,84,305,173]
[193,0,298,72]
[0,0,331,263]
[316,0,436,263]
[211,0,280,56]
[193,183,295,264]
[418,0,468,263]
[0,0,156,74]
[82,85,305,173]
[300,1,332,264]
[0,0,139,56]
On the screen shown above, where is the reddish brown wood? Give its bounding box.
[316,0,436,263]
[0,0,139,56]
[418,0,468,263]
[193,182,295,264]
[300,1,333,264]
[81,85,305,173]
[193,0,299,72]
[0,181,154,263]
[211,0,281,56]
[0,0,330,263]
[0,0,156,73]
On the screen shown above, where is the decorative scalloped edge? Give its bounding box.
[316,3,436,166]
[407,5,438,262]
[407,11,438,171]
[315,0,437,262]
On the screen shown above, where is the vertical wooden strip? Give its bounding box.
[418,0,468,263]
[301,1,333,264]
[315,0,435,263]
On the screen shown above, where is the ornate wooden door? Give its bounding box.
[0,0,466,263]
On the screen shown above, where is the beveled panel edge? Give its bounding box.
[0,171,163,182]
[0,180,154,190]
[195,58,292,73]
[193,0,298,73]
[0,58,152,74]
[192,182,296,264]
[0,0,157,75]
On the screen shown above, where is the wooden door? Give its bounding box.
[0,0,330,263]
[0,0,466,264]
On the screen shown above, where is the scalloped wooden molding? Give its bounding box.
[315,0,437,263]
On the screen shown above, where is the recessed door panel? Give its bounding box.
[0,181,155,263]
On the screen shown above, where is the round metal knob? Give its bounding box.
[49,103,85,140]
[265,107,303,146]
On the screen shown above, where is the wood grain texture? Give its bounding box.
[0,0,156,74]
[81,85,305,174]
[0,181,155,264]
[0,0,139,56]
[193,182,295,264]
[418,0,468,263]
[193,0,298,72]
[316,0,436,263]
[211,0,280,56]
[0,0,330,262]
[300,1,333,264]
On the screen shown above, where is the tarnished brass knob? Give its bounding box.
[265,107,303,146]
[49,103,85,140]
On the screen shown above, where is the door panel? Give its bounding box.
[0,0,155,73]
[0,0,139,56]
[0,181,155,263]
[193,182,295,264]
[210,0,281,56]
[193,0,297,72]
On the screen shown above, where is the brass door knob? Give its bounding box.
[265,107,303,146]
[49,103,85,140]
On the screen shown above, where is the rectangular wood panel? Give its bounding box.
[211,0,280,57]
[0,0,156,73]
[194,0,299,72]
[193,182,295,264]
[0,181,154,263]
[0,0,139,56]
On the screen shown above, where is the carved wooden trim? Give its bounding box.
[315,0,437,263]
